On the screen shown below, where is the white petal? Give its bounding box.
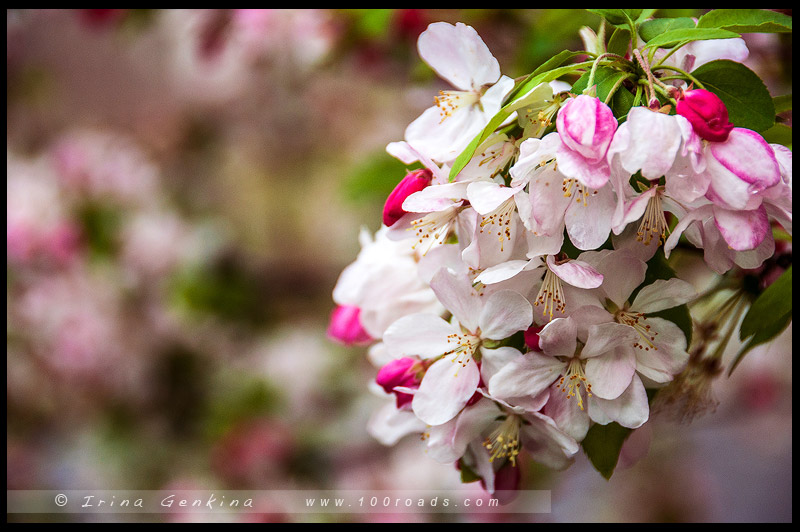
[635,317,689,383]
[584,347,637,400]
[430,268,482,332]
[591,248,646,308]
[479,289,533,340]
[564,184,615,250]
[417,22,500,91]
[631,278,697,313]
[467,181,522,215]
[383,313,458,359]
[367,402,427,446]
[488,351,564,400]
[475,259,533,285]
[412,354,481,426]
[402,182,468,213]
[581,322,641,359]
[426,399,499,463]
[538,317,578,358]
[588,375,649,428]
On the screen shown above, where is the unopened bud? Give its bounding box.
[327,305,372,346]
[376,357,422,408]
[382,168,433,227]
[676,89,734,142]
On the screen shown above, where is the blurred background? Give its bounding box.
[7,9,792,523]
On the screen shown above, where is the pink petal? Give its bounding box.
[707,128,781,207]
[713,204,770,251]
[546,254,604,289]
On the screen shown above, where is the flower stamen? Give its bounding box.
[483,414,521,466]
[434,90,480,123]
[616,310,658,351]
[637,189,669,246]
[534,265,566,320]
[557,358,592,410]
[479,198,515,252]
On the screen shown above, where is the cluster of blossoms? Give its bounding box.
[330,16,791,493]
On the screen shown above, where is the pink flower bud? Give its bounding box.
[524,324,545,352]
[556,94,617,161]
[382,168,433,227]
[327,305,372,346]
[376,357,421,408]
[488,461,521,504]
[676,89,734,142]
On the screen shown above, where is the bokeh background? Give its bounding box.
[7,9,792,523]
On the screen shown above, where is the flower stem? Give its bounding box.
[652,65,706,90]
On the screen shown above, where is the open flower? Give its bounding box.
[486,316,650,429]
[567,248,695,385]
[383,268,533,425]
[511,134,617,250]
[403,22,515,164]
[424,394,579,494]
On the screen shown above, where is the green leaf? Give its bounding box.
[696,8,793,34]
[643,27,741,49]
[506,50,584,103]
[739,266,792,341]
[607,27,631,57]
[639,17,696,42]
[582,422,633,480]
[729,308,792,376]
[571,65,636,118]
[760,122,793,148]
[691,60,776,132]
[773,94,792,114]
[457,458,482,484]
[587,9,641,28]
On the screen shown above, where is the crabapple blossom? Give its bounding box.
[331,226,442,338]
[487,316,650,429]
[404,22,516,164]
[335,11,792,491]
[383,269,533,425]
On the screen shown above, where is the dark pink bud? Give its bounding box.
[376,357,422,408]
[676,89,735,142]
[382,168,433,227]
[327,305,372,346]
[524,324,545,352]
[491,461,522,504]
